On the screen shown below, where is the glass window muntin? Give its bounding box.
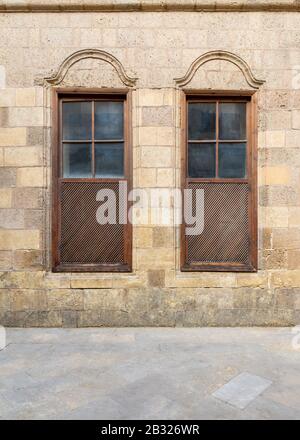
[61,98,125,178]
[187,98,248,180]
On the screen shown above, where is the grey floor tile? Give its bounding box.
[212,372,272,409]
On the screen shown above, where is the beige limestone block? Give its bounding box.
[4,147,42,167]
[140,146,172,167]
[271,270,300,288]
[9,107,43,127]
[0,188,12,208]
[16,88,36,107]
[0,89,15,107]
[265,130,285,148]
[0,230,40,250]
[289,208,300,227]
[156,168,174,187]
[236,272,268,288]
[135,227,153,248]
[71,278,113,289]
[260,167,291,186]
[292,110,300,129]
[0,128,26,146]
[139,126,173,146]
[261,207,289,228]
[16,167,44,187]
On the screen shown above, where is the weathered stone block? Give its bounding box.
[12,188,43,209]
[261,249,287,270]
[259,227,272,250]
[24,210,43,229]
[47,289,84,311]
[0,168,16,188]
[259,186,298,207]
[0,271,45,289]
[26,127,44,145]
[236,272,268,288]
[148,269,165,287]
[13,250,43,269]
[83,289,127,311]
[0,251,12,270]
[62,310,79,327]
[141,106,173,126]
[0,107,9,127]
[10,289,47,312]
[274,288,296,309]
[152,226,173,248]
[271,270,300,288]
[0,209,24,229]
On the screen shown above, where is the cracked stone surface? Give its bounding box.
[0,327,300,419]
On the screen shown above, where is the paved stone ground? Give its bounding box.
[0,327,300,420]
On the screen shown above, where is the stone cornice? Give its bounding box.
[0,1,300,13]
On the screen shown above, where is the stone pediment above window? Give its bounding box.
[174,50,265,91]
[35,48,138,88]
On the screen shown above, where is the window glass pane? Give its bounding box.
[188,143,216,178]
[95,102,124,140]
[62,102,92,140]
[188,103,216,140]
[63,143,92,178]
[218,143,247,178]
[219,103,246,140]
[95,143,124,177]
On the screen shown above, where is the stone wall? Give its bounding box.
[0,7,300,326]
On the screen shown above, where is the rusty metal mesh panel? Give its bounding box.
[60,182,125,264]
[186,183,249,264]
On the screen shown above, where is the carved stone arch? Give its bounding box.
[36,48,137,87]
[174,50,265,89]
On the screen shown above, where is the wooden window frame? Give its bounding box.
[181,90,258,272]
[51,88,132,273]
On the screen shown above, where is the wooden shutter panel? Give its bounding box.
[59,181,125,266]
[185,182,250,267]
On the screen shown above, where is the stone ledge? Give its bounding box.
[0,1,300,13]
